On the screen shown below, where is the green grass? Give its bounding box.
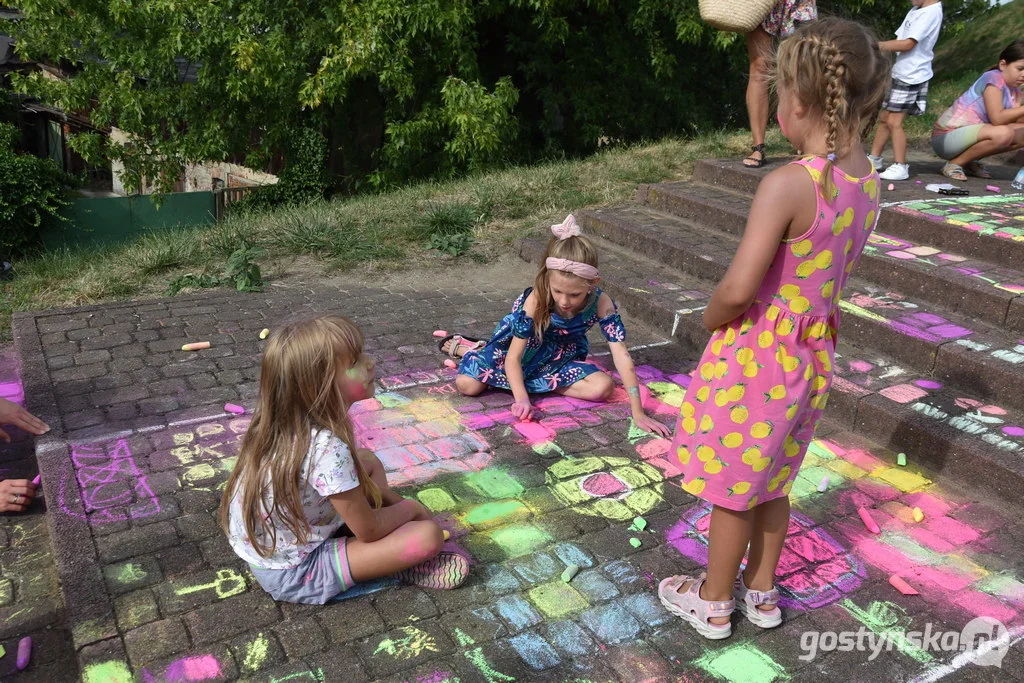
[0,130,754,340]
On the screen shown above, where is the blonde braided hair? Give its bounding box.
[773,18,889,202]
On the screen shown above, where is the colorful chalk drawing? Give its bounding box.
[374,625,440,659]
[59,439,161,522]
[140,654,224,682]
[886,194,1024,243]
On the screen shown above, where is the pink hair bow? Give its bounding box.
[545,257,599,281]
[551,214,581,240]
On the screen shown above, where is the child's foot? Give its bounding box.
[658,573,734,640]
[867,154,884,171]
[733,572,783,628]
[742,144,767,169]
[964,161,992,179]
[438,334,484,359]
[879,163,909,181]
[397,552,469,590]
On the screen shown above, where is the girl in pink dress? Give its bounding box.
[658,18,889,639]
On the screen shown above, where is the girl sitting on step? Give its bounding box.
[658,18,888,639]
[932,40,1024,181]
[439,214,670,437]
[220,315,468,604]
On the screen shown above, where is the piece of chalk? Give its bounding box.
[887,183,895,191]
[259,328,270,340]
[915,180,922,184]
[15,636,31,670]
[442,530,450,541]
[912,507,924,523]
[561,564,580,583]
[631,516,647,532]
[986,185,1000,192]
[181,341,211,351]
[31,475,41,487]
[858,507,881,534]
[897,452,906,467]
[0,643,5,658]
[224,403,245,415]
[629,537,642,548]
[444,359,458,369]
[889,575,919,595]
[817,475,830,493]
[432,330,448,338]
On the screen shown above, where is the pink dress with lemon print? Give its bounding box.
[672,156,880,511]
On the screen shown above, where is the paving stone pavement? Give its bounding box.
[7,281,1024,682]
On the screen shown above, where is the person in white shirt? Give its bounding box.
[868,0,943,181]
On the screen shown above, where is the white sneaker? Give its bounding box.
[879,163,909,181]
[867,154,884,171]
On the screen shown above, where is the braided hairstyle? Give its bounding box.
[773,18,889,202]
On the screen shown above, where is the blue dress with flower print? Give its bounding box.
[458,287,627,393]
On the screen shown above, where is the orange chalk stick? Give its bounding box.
[889,575,919,595]
[181,341,211,351]
[858,507,881,534]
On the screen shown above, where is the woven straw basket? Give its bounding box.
[698,0,776,33]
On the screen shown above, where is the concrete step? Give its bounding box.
[690,157,1024,272]
[636,182,1024,332]
[577,204,1024,415]
[517,234,1024,504]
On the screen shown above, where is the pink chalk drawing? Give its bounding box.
[141,654,223,682]
[59,439,160,522]
[666,505,866,610]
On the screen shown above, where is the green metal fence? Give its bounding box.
[45,191,216,248]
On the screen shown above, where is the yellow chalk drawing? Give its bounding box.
[175,568,246,599]
[243,632,270,672]
[454,628,515,682]
[82,660,133,683]
[117,563,148,584]
[183,463,218,484]
[373,625,439,660]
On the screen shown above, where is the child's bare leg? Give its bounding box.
[346,520,444,582]
[951,124,1023,166]
[555,372,614,402]
[676,504,754,625]
[454,374,487,396]
[870,110,891,157]
[743,495,790,611]
[356,449,404,506]
[886,111,908,163]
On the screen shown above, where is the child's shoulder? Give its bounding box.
[760,160,816,193]
[596,291,617,318]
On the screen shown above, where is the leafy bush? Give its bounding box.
[166,245,264,295]
[0,122,75,255]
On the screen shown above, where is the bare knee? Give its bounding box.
[411,522,444,562]
[583,373,615,401]
[992,127,1015,149]
[455,374,486,396]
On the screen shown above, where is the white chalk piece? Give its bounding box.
[561,564,580,583]
[912,507,924,523]
[817,476,830,493]
[181,341,211,351]
[858,507,881,534]
[259,328,270,340]
[889,575,919,595]
[432,330,448,338]
[224,403,246,415]
[15,637,31,670]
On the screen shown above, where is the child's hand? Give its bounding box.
[510,399,533,422]
[633,414,671,438]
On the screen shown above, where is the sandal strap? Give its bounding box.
[745,587,780,606]
[693,577,735,618]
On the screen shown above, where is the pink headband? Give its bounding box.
[546,214,599,279]
[545,257,599,280]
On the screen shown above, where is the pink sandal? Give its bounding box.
[733,572,783,628]
[658,574,734,639]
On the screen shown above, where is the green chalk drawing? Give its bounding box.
[528,581,590,619]
[627,420,651,445]
[549,457,608,479]
[454,628,516,683]
[491,524,552,557]
[175,568,246,599]
[465,469,524,499]
[270,669,326,682]
[417,488,457,512]
[840,599,933,663]
[117,563,147,584]
[82,660,134,683]
[629,516,647,532]
[0,643,5,658]
[243,632,270,672]
[220,456,239,473]
[374,625,439,660]
[629,537,642,548]
[464,501,529,527]
[695,643,789,683]
[532,441,566,457]
[646,381,685,407]
[378,394,410,408]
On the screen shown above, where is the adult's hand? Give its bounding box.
[0,479,36,513]
[0,397,50,443]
